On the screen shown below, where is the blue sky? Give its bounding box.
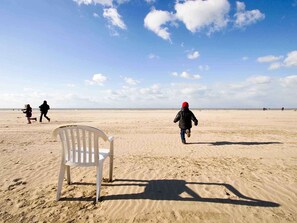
[0,0,296,108]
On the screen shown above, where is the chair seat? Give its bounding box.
[65,148,110,166]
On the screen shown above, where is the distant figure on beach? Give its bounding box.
[39,100,50,122]
[22,104,37,124]
[173,101,198,144]
[281,107,284,111]
[263,107,267,111]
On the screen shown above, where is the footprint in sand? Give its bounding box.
[8,178,27,191]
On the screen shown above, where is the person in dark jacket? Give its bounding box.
[39,100,50,122]
[22,104,37,124]
[173,101,198,144]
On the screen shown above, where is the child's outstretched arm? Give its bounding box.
[191,112,198,126]
[173,112,181,123]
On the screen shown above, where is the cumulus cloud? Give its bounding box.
[73,0,113,7]
[187,51,200,60]
[85,73,107,85]
[124,77,139,85]
[172,71,201,80]
[105,84,166,106]
[144,8,175,41]
[257,55,282,63]
[283,50,297,67]
[103,7,126,30]
[280,75,297,87]
[175,0,230,34]
[143,0,233,40]
[139,84,161,95]
[234,1,265,28]
[258,50,297,70]
[269,63,282,70]
[2,73,297,108]
[246,75,272,84]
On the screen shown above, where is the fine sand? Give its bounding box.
[0,109,296,222]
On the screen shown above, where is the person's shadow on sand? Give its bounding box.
[99,179,279,207]
[186,141,282,146]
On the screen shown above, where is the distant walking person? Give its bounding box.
[39,100,50,122]
[174,101,198,144]
[22,104,37,124]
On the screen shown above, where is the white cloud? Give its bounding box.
[242,56,249,61]
[73,0,113,7]
[175,0,230,34]
[246,76,272,84]
[258,50,297,70]
[269,62,282,70]
[2,73,297,108]
[139,84,161,95]
[145,0,156,4]
[144,8,175,41]
[148,53,159,59]
[234,1,265,28]
[257,55,282,63]
[280,75,297,87]
[124,77,139,85]
[93,13,99,18]
[187,51,200,60]
[283,50,297,67]
[172,71,201,80]
[85,73,107,85]
[103,7,126,30]
[116,0,130,4]
[198,65,210,71]
[66,83,76,88]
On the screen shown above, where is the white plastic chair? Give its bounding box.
[53,125,114,202]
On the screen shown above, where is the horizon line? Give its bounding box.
[1,107,296,111]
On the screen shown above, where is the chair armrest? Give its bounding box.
[52,128,59,138]
[108,136,114,142]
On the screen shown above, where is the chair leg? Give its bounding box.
[66,166,71,184]
[57,164,66,201]
[96,161,104,202]
[109,155,113,182]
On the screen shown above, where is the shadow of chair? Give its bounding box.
[101,179,279,207]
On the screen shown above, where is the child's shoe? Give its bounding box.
[182,139,186,144]
[186,129,191,138]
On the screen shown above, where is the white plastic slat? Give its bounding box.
[70,128,76,163]
[76,127,81,164]
[94,135,98,165]
[82,129,86,163]
[64,129,71,161]
[88,131,92,163]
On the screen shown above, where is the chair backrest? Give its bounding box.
[53,125,109,166]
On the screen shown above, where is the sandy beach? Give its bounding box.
[0,109,296,222]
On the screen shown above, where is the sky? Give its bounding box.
[0,0,297,109]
